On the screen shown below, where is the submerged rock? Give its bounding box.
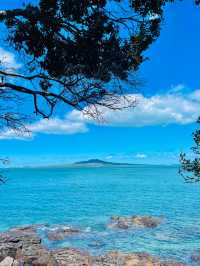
[88,240,106,249]
[191,252,200,262]
[46,226,80,241]
[108,215,162,230]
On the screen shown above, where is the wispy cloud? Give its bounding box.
[105,155,113,160]
[135,153,147,159]
[0,117,88,140]
[0,130,30,140]
[28,118,88,135]
[169,84,185,93]
[69,87,200,127]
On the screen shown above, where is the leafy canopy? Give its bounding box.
[0,0,177,129]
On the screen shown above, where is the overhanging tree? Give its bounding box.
[180,119,200,183]
[0,0,178,130]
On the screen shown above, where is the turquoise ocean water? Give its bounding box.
[0,165,200,264]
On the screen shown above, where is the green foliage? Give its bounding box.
[2,1,161,81]
[0,0,167,120]
[180,120,200,182]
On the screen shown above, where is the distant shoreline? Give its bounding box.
[1,163,180,170]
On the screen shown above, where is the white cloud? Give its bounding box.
[105,155,113,160]
[135,153,147,159]
[0,47,21,69]
[0,130,31,140]
[0,117,88,140]
[28,118,88,135]
[0,86,199,140]
[169,84,185,93]
[69,89,200,127]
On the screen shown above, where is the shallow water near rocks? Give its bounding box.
[0,165,200,265]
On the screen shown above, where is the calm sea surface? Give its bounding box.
[0,165,200,264]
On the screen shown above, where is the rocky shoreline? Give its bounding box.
[0,216,196,266]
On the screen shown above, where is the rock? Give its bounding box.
[9,225,36,233]
[0,257,14,266]
[0,225,187,266]
[131,216,162,228]
[160,262,186,266]
[92,251,159,266]
[0,242,19,261]
[108,215,162,230]
[1,226,41,246]
[191,252,200,262]
[116,221,129,230]
[20,244,56,266]
[0,226,51,265]
[92,251,186,266]
[46,226,80,241]
[12,260,20,266]
[52,248,91,266]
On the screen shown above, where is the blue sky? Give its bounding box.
[0,0,199,166]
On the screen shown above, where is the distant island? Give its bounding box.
[9,159,178,169]
[74,159,133,166]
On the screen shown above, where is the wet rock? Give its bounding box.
[52,248,91,266]
[131,216,162,228]
[108,215,162,230]
[92,251,186,266]
[9,225,36,233]
[115,221,129,230]
[92,251,159,266]
[46,226,80,241]
[191,252,200,262]
[160,262,186,266]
